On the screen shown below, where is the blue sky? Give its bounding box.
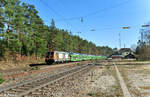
[22,0,150,49]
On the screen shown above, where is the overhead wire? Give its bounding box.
[55,0,131,21]
[40,0,79,32]
[83,0,130,18]
[54,0,132,33]
[30,0,135,33]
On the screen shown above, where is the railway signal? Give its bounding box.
[142,24,149,28]
[122,26,130,29]
[90,29,96,31]
[81,17,83,23]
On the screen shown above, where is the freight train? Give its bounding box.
[45,51,106,64]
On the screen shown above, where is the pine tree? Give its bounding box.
[0,0,114,61]
[48,19,56,51]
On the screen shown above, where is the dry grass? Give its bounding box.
[117,64,150,97]
[90,66,123,97]
[0,57,45,70]
[0,73,5,84]
[140,86,150,89]
[107,60,150,66]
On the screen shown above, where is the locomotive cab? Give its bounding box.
[45,51,70,64]
[45,52,54,64]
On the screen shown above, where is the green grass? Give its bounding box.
[87,93,96,97]
[0,78,5,84]
[0,73,5,84]
[30,66,40,70]
[76,63,80,66]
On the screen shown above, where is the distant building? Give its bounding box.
[124,53,136,59]
[108,52,123,59]
[108,48,135,60]
[119,48,132,57]
[111,54,123,59]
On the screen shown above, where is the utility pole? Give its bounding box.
[140,29,144,43]
[63,32,66,52]
[69,31,72,52]
[77,32,81,53]
[118,26,130,50]
[119,32,121,49]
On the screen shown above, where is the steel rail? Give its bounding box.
[0,64,86,92]
[0,64,93,97]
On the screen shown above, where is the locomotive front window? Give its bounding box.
[46,52,54,57]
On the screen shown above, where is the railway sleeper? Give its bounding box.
[22,85,35,88]
[17,87,30,90]
[1,91,17,95]
[11,89,25,92]
[34,81,46,85]
[26,94,46,97]
[19,86,34,89]
[28,91,50,97]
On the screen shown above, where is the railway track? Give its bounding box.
[0,64,94,97]
[1,61,91,79]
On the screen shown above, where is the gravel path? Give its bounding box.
[114,64,131,97]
